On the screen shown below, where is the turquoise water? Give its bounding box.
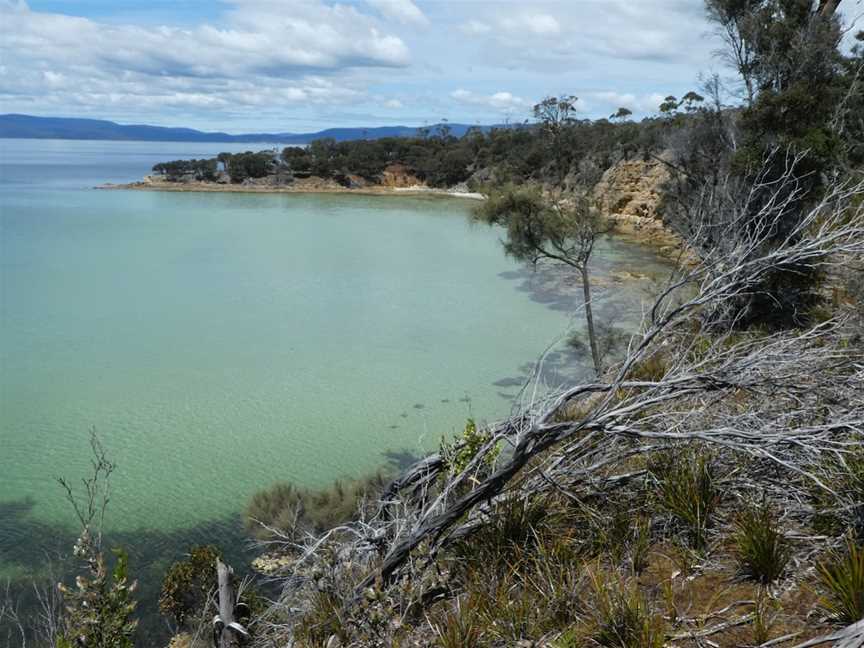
[0,139,671,638]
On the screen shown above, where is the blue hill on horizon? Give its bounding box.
[0,114,499,144]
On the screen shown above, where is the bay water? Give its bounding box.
[0,139,671,639]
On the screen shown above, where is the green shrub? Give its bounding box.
[245,473,387,541]
[733,499,791,584]
[158,545,221,627]
[817,535,864,623]
[440,418,499,477]
[58,541,138,648]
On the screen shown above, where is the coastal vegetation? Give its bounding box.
[243,473,389,543]
[55,433,138,648]
[227,3,863,646]
[474,187,608,376]
[149,116,661,189]
[3,1,864,647]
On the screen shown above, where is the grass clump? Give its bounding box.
[431,598,484,648]
[751,587,780,645]
[626,352,668,382]
[733,499,791,584]
[584,569,666,648]
[570,497,653,571]
[443,494,586,644]
[294,591,348,647]
[817,534,864,623]
[810,442,864,536]
[451,538,585,644]
[649,448,719,550]
[450,493,575,578]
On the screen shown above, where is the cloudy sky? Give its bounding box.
[0,0,772,132]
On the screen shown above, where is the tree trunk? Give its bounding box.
[215,559,243,648]
[581,265,602,377]
[817,0,841,18]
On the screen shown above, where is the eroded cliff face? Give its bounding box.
[593,157,669,223]
[592,157,692,261]
[379,163,425,188]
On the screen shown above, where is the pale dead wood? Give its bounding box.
[253,154,864,644]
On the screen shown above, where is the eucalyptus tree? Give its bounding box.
[532,95,580,183]
[474,185,607,377]
[610,107,633,122]
[657,0,852,328]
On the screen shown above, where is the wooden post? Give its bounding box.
[214,559,246,648]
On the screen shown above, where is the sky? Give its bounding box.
[0,0,857,133]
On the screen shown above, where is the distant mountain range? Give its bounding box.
[0,114,497,144]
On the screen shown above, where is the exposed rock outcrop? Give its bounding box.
[379,163,424,188]
[593,157,692,261]
[593,157,669,222]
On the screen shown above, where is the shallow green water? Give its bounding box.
[0,139,672,636]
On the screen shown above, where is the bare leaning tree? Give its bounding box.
[252,150,864,644]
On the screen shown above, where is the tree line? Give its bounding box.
[150,117,671,187]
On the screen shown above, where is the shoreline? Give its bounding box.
[98,177,692,263]
[96,178,486,200]
[607,212,696,266]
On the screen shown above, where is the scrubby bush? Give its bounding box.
[159,544,264,638]
[158,545,221,628]
[57,541,138,648]
[56,433,138,648]
[439,418,499,477]
[245,473,387,542]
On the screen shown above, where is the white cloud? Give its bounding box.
[1,1,411,76]
[450,89,529,111]
[0,0,729,130]
[464,1,712,72]
[366,0,428,25]
[516,14,561,36]
[588,91,667,114]
[460,20,491,35]
[0,0,409,119]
